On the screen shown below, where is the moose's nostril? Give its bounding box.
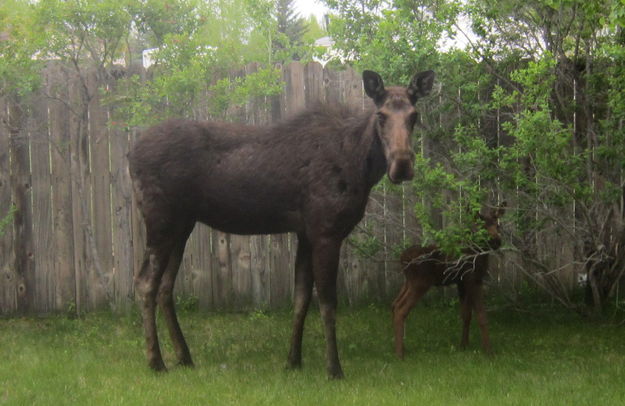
[389,159,414,183]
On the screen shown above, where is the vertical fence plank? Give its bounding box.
[9,98,35,314]
[323,66,341,105]
[176,230,199,302]
[304,62,325,106]
[231,235,252,308]
[48,63,76,311]
[0,96,16,314]
[250,235,270,308]
[67,71,91,312]
[89,71,113,308]
[29,86,53,312]
[110,122,135,310]
[195,225,213,309]
[212,231,233,309]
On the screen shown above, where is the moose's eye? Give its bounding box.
[376,112,387,126]
[407,112,418,128]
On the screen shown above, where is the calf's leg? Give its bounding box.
[458,282,473,349]
[287,234,314,369]
[472,283,492,354]
[392,279,430,359]
[391,283,408,312]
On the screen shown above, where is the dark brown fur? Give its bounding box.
[391,203,506,359]
[128,70,435,378]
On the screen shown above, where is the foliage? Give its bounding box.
[106,0,324,126]
[324,0,625,314]
[324,0,460,82]
[1,0,319,129]
[274,0,308,61]
[35,0,134,71]
[0,0,44,99]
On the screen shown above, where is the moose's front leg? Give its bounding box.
[311,236,344,379]
[287,234,314,369]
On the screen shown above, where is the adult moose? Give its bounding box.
[128,69,435,378]
[392,203,506,359]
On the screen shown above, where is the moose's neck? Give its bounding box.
[363,116,388,190]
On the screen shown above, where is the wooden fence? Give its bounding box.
[0,61,424,315]
[0,60,582,315]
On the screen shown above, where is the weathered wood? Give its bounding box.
[384,186,405,298]
[304,62,325,106]
[176,228,197,301]
[28,88,53,312]
[8,98,35,314]
[88,71,113,308]
[109,121,134,310]
[67,71,92,312]
[283,61,305,116]
[0,96,17,315]
[210,231,231,309]
[342,67,363,108]
[370,191,390,301]
[195,224,213,309]
[231,235,252,308]
[250,235,270,308]
[48,63,77,311]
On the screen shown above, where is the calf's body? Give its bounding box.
[391,205,505,359]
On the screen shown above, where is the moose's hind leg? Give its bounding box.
[135,239,175,371]
[157,224,194,367]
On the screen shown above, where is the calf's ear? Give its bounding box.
[363,70,386,106]
[495,201,507,218]
[407,70,435,104]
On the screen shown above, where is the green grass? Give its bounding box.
[1,303,625,405]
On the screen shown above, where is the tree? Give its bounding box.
[324,0,625,314]
[274,0,308,60]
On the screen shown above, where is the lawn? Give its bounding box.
[1,302,625,405]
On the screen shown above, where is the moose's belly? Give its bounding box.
[195,203,302,235]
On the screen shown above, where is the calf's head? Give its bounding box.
[478,202,507,250]
[363,70,435,184]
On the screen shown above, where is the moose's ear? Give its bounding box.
[407,70,435,104]
[363,70,386,106]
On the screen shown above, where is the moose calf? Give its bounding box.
[392,203,506,359]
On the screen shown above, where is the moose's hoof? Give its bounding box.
[177,359,195,368]
[149,359,167,372]
[327,366,344,380]
[286,361,303,371]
